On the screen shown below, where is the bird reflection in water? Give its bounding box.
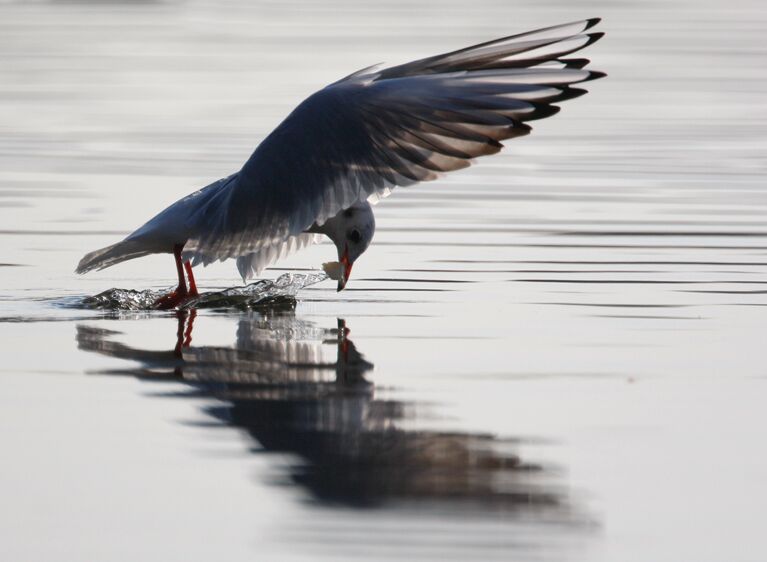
[76,312,568,514]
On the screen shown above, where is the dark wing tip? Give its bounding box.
[555,87,588,102]
[560,58,590,70]
[522,104,561,122]
[583,70,607,82]
[585,32,605,48]
[510,122,533,137]
[585,17,602,30]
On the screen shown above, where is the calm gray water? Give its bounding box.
[1,1,766,561]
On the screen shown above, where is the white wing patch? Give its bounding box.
[235,233,323,281]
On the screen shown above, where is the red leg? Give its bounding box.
[184,260,199,297]
[173,244,187,294]
[153,244,191,310]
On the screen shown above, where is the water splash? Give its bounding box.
[81,271,328,311]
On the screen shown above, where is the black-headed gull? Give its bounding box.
[77,19,604,307]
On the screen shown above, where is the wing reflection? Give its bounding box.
[76,313,565,512]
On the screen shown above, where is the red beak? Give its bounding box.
[338,245,353,292]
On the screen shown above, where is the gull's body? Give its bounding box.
[77,19,605,305]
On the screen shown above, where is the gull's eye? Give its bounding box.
[348,229,361,244]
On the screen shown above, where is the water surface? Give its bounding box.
[1,1,766,561]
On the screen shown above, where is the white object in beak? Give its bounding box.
[322,261,343,281]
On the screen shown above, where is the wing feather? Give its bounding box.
[183,19,605,267]
[235,233,324,280]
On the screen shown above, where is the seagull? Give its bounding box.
[76,18,605,308]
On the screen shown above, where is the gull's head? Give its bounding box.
[320,201,375,291]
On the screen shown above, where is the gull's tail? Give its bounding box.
[75,239,152,274]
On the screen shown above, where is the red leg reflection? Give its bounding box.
[183,309,197,347]
[173,309,197,367]
[338,318,350,363]
[174,310,185,358]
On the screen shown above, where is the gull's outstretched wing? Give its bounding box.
[184,19,605,274]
